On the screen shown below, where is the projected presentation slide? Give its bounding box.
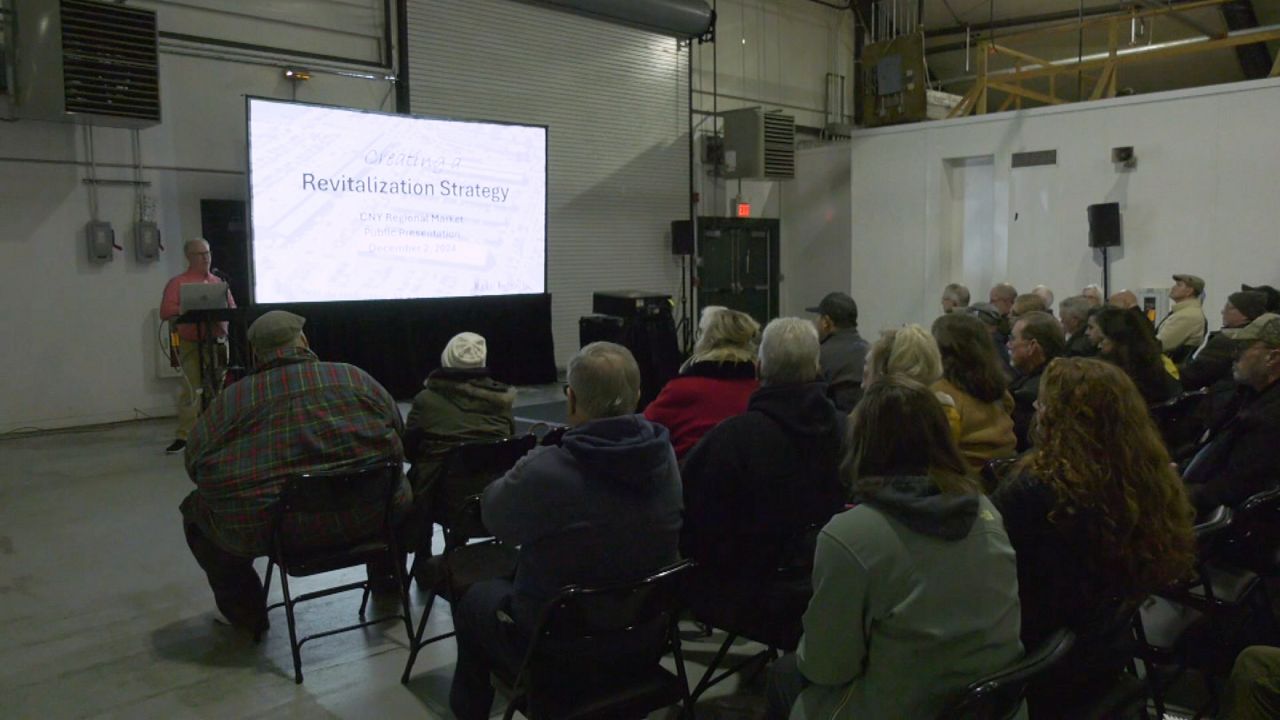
[247,98,547,303]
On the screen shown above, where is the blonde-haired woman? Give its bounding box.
[864,324,961,436]
[645,306,760,458]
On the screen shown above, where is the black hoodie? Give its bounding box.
[681,381,848,574]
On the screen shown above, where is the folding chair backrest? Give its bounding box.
[939,627,1076,720]
[281,461,401,515]
[539,561,691,638]
[539,425,569,447]
[1221,486,1280,572]
[1148,389,1209,452]
[436,435,536,541]
[981,457,1019,492]
[273,460,403,557]
[1193,505,1234,562]
[523,560,694,675]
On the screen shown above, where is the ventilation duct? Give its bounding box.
[12,0,160,127]
[515,0,714,39]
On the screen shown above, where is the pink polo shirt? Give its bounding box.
[160,270,236,342]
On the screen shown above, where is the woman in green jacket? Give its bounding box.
[768,376,1024,719]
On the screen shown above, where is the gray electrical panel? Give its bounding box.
[86,221,115,263]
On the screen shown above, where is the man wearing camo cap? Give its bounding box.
[1183,313,1280,514]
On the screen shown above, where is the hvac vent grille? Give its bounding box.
[762,113,795,179]
[60,0,159,122]
[1011,149,1057,168]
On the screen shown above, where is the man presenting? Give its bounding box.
[181,310,410,637]
[159,238,236,453]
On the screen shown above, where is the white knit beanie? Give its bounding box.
[441,332,487,369]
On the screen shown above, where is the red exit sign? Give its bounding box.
[735,202,751,217]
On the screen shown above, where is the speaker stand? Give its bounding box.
[1101,246,1111,298]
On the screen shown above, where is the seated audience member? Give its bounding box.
[1158,274,1209,362]
[181,310,411,636]
[644,306,759,459]
[1180,291,1267,391]
[404,332,515,503]
[1031,284,1055,314]
[941,282,971,314]
[864,324,960,435]
[1059,295,1097,357]
[931,313,1017,473]
[989,284,1018,364]
[989,283,1018,319]
[1011,293,1048,320]
[1224,646,1280,720]
[1182,314,1280,514]
[993,358,1196,708]
[402,333,513,568]
[448,342,682,720]
[1007,311,1066,452]
[1091,306,1182,404]
[767,377,1022,720]
[962,302,1013,372]
[680,318,845,622]
[1109,289,1139,309]
[806,292,870,412]
[1081,284,1104,308]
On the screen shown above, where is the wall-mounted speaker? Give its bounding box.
[1087,202,1122,248]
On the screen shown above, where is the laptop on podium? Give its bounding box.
[179,282,230,313]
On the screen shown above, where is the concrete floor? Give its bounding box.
[0,397,763,719]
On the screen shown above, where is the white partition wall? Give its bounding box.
[820,76,1280,337]
[405,0,690,366]
[780,144,851,318]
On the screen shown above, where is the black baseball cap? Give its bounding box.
[806,292,859,327]
[1243,284,1280,314]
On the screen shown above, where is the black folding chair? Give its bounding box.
[401,435,537,683]
[261,460,412,684]
[937,628,1076,720]
[684,528,820,702]
[1219,486,1280,576]
[981,457,1020,492]
[1148,388,1209,457]
[491,560,697,720]
[1134,505,1267,718]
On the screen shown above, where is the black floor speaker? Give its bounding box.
[579,312,681,411]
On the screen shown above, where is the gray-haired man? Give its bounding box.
[448,341,683,720]
[679,318,847,650]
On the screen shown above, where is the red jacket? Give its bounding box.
[644,361,758,459]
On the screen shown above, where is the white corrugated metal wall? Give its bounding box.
[405,0,690,367]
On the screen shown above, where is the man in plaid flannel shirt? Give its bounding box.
[180,310,411,636]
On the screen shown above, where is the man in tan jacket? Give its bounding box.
[1158,273,1208,362]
